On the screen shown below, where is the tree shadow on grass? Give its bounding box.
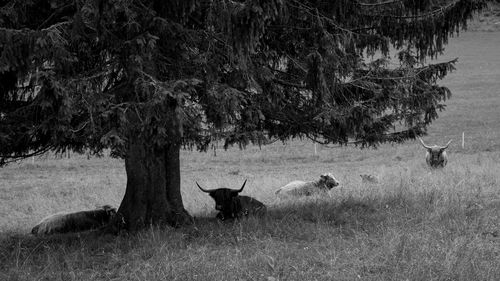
[268,198,378,222]
[184,197,384,243]
[0,199,386,275]
[0,198,384,257]
[190,197,380,227]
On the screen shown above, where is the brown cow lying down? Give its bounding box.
[31,205,116,235]
[197,180,267,221]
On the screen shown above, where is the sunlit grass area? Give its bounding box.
[1,151,499,280]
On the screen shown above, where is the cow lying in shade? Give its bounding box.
[197,180,266,221]
[31,205,116,235]
[275,173,340,198]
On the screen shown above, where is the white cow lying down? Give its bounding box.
[275,173,340,197]
[31,205,116,235]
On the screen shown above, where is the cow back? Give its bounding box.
[276,181,315,196]
[32,207,116,235]
[238,196,267,217]
[216,195,267,220]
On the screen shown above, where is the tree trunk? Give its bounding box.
[116,139,193,231]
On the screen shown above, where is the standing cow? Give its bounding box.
[31,205,116,235]
[419,138,452,168]
[275,173,340,198]
[197,180,266,221]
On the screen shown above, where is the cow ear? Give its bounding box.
[230,190,239,197]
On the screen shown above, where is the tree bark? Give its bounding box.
[115,96,193,231]
[116,140,193,231]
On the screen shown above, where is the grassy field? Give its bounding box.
[1,31,500,280]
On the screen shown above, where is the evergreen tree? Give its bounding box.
[0,0,486,230]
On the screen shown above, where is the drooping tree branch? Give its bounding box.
[356,0,404,7]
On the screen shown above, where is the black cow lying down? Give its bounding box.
[31,205,116,235]
[197,180,266,221]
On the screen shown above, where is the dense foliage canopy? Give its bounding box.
[0,0,486,165]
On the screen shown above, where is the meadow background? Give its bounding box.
[1,11,500,281]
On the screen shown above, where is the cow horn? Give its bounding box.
[441,139,452,150]
[196,182,212,193]
[234,179,247,193]
[419,138,432,150]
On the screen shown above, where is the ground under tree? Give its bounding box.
[0,0,487,230]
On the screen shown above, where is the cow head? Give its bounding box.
[319,173,340,189]
[419,138,452,168]
[197,180,247,213]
